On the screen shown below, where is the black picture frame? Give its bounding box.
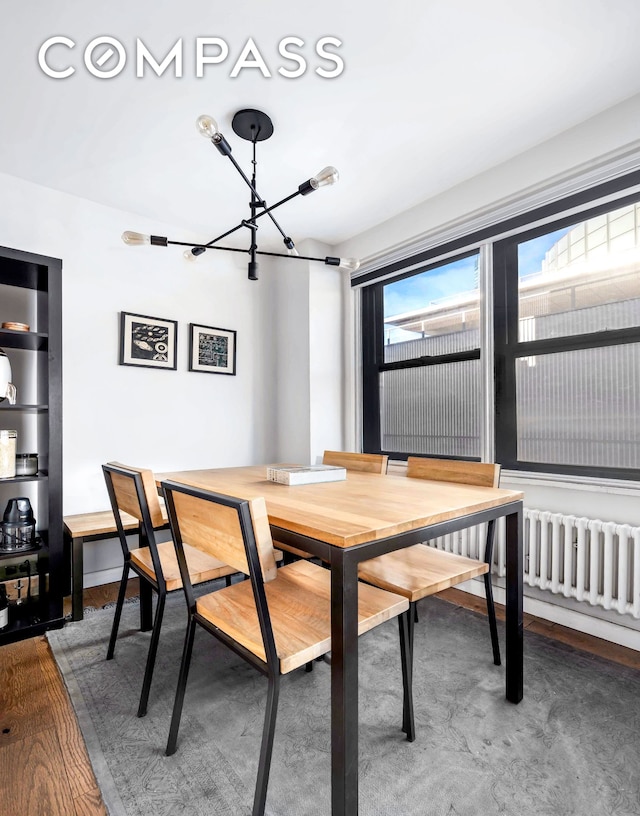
[189,323,237,375]
[119,311,177,370]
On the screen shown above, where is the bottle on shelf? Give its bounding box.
[0,583,8,630]
[0,347,17,404]
[0,430,17,478]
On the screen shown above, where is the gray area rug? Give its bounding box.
[48,583,640,816]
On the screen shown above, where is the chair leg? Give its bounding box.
[139,578,153,632]
[484,573,501,666]
[106,563,130,660]
[137,590,166,718]
[408,599,415,656]
[252,673,281,816]
[399,608,415,742]
[166,616,197,756]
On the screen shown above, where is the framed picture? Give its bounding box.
[189,323,237,375]
[119,312,177,370]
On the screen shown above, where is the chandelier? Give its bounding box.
[121,108,360,280]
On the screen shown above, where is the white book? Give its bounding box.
[266,464,347,485]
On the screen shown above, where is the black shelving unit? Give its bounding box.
[0,246,63,645]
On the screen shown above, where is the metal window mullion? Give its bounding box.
[513,327,640,359]
[351,286,363,452]
[379,348,481,373]
[479,243,495,463]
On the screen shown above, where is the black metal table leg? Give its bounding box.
[71,534,84,621]
[505,504,523,703]
[330,549,359,816]
[272,499,524,815]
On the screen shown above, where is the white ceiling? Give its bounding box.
[2,0,640,253]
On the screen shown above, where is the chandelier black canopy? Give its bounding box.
[122,108,360,280]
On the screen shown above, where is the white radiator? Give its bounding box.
[429,509,640,620]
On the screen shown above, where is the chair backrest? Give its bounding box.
[161,480,279,669]
[106,461,165,528]
[161,480,278,583]
[322,450,388,474]
[406,456,500,488]
[102,462,164,584]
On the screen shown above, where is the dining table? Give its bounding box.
[157,464,524,816]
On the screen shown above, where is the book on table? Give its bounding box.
[266,464,347,485]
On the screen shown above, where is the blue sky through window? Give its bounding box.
[384,227,572,323]
[517,227,570,278]
[383,255,479,318]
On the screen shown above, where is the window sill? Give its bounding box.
[501,470,640,497]
[388,460,640,496]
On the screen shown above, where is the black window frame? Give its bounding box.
[362,250,482,461]
[359,169,640,479]
[493,188,640,480]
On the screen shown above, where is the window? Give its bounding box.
[360,175,640,480]
[362,252,482,459]
[495,196,640,478]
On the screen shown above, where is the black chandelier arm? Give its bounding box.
[198,189,303,249]
[202,221,249,248]
[165,239,249,254]
[224,148,292,243]
[256,250,340,265]
[159,238,338,266]
[250,189,301,221]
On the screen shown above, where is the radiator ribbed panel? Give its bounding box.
[427,509,640,619]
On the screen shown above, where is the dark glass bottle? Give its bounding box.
[0,584,8,630]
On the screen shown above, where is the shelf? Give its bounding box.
[0,613,64,647]
[0,403,48,412]
[0,329,48,351]
[0,473,47,484]
[0,246,62,646]
[0,542,43,561]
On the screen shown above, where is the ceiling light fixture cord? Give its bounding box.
[121,109,360,278]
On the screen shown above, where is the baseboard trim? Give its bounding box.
[459,578,640,652]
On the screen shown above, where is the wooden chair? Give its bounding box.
[358,456,503,730]
[322,449,389,474]
[275,450,389,561]
[161,479,412,816]
[102,462,240,718]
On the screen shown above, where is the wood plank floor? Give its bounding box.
[0,579,140,816]
[0,580,638,816]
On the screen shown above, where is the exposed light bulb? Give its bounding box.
[310,166,339,190]
[184,246,206,261]
[284,237,299,256]
[121,231,150,246]
[338,257,360,272]
[196,114,220,140]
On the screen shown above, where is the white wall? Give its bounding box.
[337,93,640,262]
[0,171,281,580]
[273,256,311,462]
[308,241,345,461]
[274,239,345,464]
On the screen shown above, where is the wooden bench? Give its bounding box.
[63,506,281,621]
[63,507,169,622]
